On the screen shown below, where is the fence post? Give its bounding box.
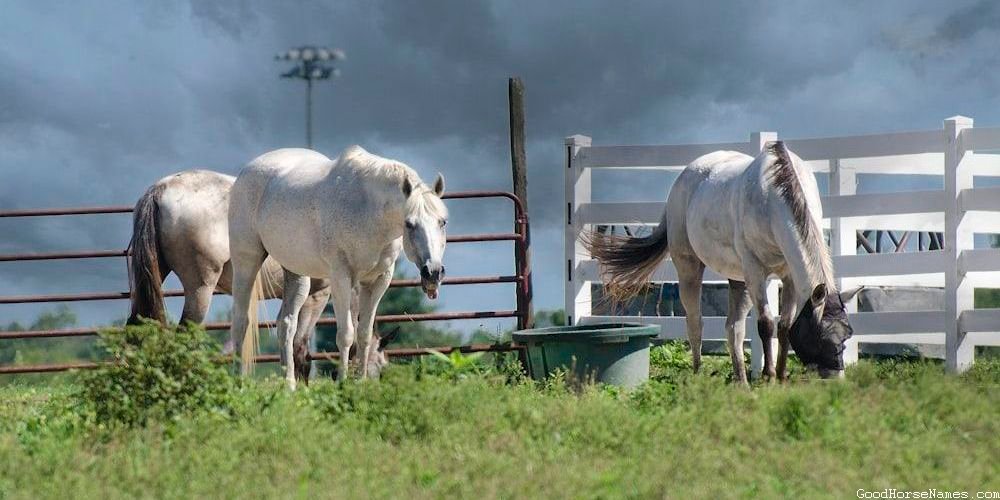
[748,131,779,380]
[565,135,592,326]
[944,116,975,373]
[509,77,533,330]
[830,158,860,365]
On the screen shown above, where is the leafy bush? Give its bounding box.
[76,321,241,427]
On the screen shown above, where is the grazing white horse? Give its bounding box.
[229,146,447,388]
[586,142,859,384]
[127,170,332,378]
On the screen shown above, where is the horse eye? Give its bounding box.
[405,220,416,230]
[439,219,447,228]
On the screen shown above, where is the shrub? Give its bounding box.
[76,321,241,427]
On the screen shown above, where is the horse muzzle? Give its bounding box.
[420,263,444,300]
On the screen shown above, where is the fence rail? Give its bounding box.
[566,117,1000,376]
[0,190,532,375]
[0,342,523,375]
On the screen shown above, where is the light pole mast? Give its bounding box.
[275,45,346,149]
[306,78,313,148]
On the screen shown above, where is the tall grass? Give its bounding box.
[0,336,997,499]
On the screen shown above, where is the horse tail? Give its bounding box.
[128,183,168,325]
[240,272,265,374]
[581,212,670,302]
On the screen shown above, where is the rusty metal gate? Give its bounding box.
[0,190,531,374]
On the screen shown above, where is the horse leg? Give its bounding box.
[179,264,223,326]
[292,282,331,383]
[674,255,706,373]
[229,244,266,376]
[726,280,753,386]
[180,284,214,327]
[775,277,798,382]
[356,268,393,379]
[162,250,220,327]
[328,273,356,381]
[277,269,310,390]
[742,261,776,381]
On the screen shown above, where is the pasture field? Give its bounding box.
[0,337,998,499]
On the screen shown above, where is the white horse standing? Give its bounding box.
[586,142,858,384]
[229,146,447,387]
[127,170,332,377]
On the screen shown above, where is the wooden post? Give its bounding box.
[748,131,778,380]
[508,77,533,330]
[944,116,975,373]
[565,134,592,326]
[830,158,860,365]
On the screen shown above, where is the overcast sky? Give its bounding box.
[2,0,999,332]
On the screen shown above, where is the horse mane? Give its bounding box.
[762,141,836,290]
[340,145,447,219]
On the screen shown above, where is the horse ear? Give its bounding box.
[839,286,864,304]
[433,173,445,196]
[401,178,414,198]
[810,283,827,307]
[378,326,401,349]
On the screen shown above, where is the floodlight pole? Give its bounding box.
[306,78,313,148]
[275,45,345,150]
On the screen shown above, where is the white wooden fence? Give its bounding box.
[565,116,1000,375]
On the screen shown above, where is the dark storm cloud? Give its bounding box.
[882,1,1000,56]
[1,0,999,328]
[935,1,1000,44]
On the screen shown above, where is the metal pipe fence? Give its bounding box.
[0,190,532,374]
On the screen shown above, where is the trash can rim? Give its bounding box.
[512,322,659,342]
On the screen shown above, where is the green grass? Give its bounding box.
[1,346,998,499]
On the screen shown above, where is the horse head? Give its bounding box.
[789,284,862,378]
[400,174,448,300]
[323,325,401,381]
[362,326,401,379]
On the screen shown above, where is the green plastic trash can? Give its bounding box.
[512,323,659,388]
